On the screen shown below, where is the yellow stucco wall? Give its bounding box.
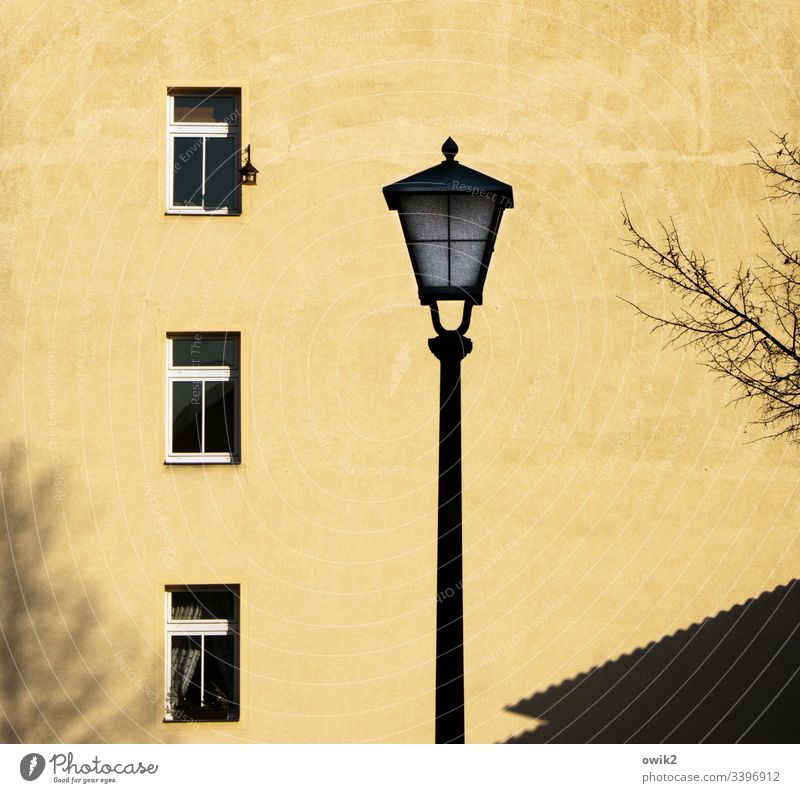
[1,0,799,743]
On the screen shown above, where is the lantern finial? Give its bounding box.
[442,137,458,161]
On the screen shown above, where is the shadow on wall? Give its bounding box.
[0,444,148,742]
[505,580,800,743]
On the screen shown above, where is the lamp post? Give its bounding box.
[383,138,513,744]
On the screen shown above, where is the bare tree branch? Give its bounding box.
[619,139,800,442]
[751,132,800,202]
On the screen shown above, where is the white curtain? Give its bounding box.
[170,600,203,710]
[170,638,201,709]
[173,601,203,620]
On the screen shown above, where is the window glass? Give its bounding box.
[168,90,240,214]
[204,138,237,210]
[167,334,240,462]
[170,635,202,709]
[204,381,235,454]
[203,636,236,710]
[172,382,202,453]
[173,138,203,207]
[172,335,237,368]
[174,95,237,124]
[166,586,240,722]
[169,635,237,719]
[172,589,236,620]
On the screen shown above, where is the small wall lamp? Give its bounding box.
[240,144,259,186]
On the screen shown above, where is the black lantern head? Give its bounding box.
[240,144,258,186]
[383,138,513,305]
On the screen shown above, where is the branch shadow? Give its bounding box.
[505,580,800,743]
[0,444,150,742]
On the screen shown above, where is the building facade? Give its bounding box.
[2,1,799,743]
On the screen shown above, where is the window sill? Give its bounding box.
[165,456,240,465]
[165,209,241,217]
[163,715,240,724]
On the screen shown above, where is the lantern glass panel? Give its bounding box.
[394,188,504,298]
[449,194,496,241]
[400,194,448,241]
[408,242,448,286]
[449,241,486,288]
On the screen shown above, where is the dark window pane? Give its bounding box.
[173,335,237,367]
[204,381,235,454]
[171,635,202,711]
[204,138,237,210]
[172,589,237,621]
[172,381,202,453]
[174,95,237,124]
[204,635,237,712]
[173,137,203,206]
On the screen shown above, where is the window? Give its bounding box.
[166,333,240,464]
[165,585,240,722]
[167,89,241,214]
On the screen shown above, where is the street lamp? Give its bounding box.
[383,138,513,743]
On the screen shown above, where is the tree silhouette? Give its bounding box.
[620,134,800,441]
[0,445,148,742]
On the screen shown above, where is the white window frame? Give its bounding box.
[166,89,241,215]
[164,585,240,723]
[165,332,240,464]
